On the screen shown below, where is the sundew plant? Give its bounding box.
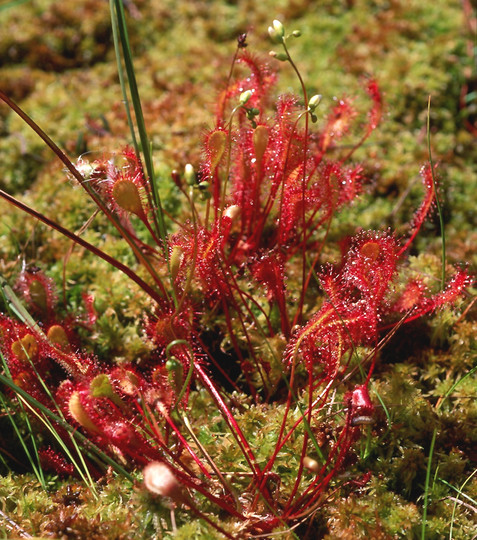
[0,2,474,538]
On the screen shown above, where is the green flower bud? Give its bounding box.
[197,180,210,192]
[196,180,212,200]
[292,30,302,37]
[165,357,181,372]
[269,51,288,62]
[245,109,258,127]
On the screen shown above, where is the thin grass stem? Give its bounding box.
[111,0,168,251]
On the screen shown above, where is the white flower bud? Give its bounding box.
[224,205,241,221]
[239,90,252,106]
[268,20,285,43]
[272,19,285,37]
[184,163,196,185]
[143,462,189,505]
[303,456,319,472]
[308,94,322,111]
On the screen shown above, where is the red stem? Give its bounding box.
[194,363,271,502]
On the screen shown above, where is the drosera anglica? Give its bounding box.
[0,10,473,537]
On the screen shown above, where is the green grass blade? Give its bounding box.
[0,273,42,333]
[111,0,168,251]
[420,364,476,538]
[437,365,477,410]
[109,0,139,154]
[0,372,134,482]
[442,469,477,539]
[18,396,99,496]
[0,390,46,487]
[421,427,437,540]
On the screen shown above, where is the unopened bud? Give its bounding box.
[268,19,285,43]
[166,356,184,393]
[197,181,211,200]
[268,27,279,43]
[143,462,190,505]
[292,30,302,37]
[223,205,241,222]
[171,169,181,188]
[165,356,182,373]
[184,163,196,186]
[239,90,252,106]
[197,180,210,192]
[269,51,288,62]
[308,94,322,111]
[303,456,319,472]
[273,19,284,34]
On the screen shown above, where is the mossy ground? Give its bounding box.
[0,0,476,538]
